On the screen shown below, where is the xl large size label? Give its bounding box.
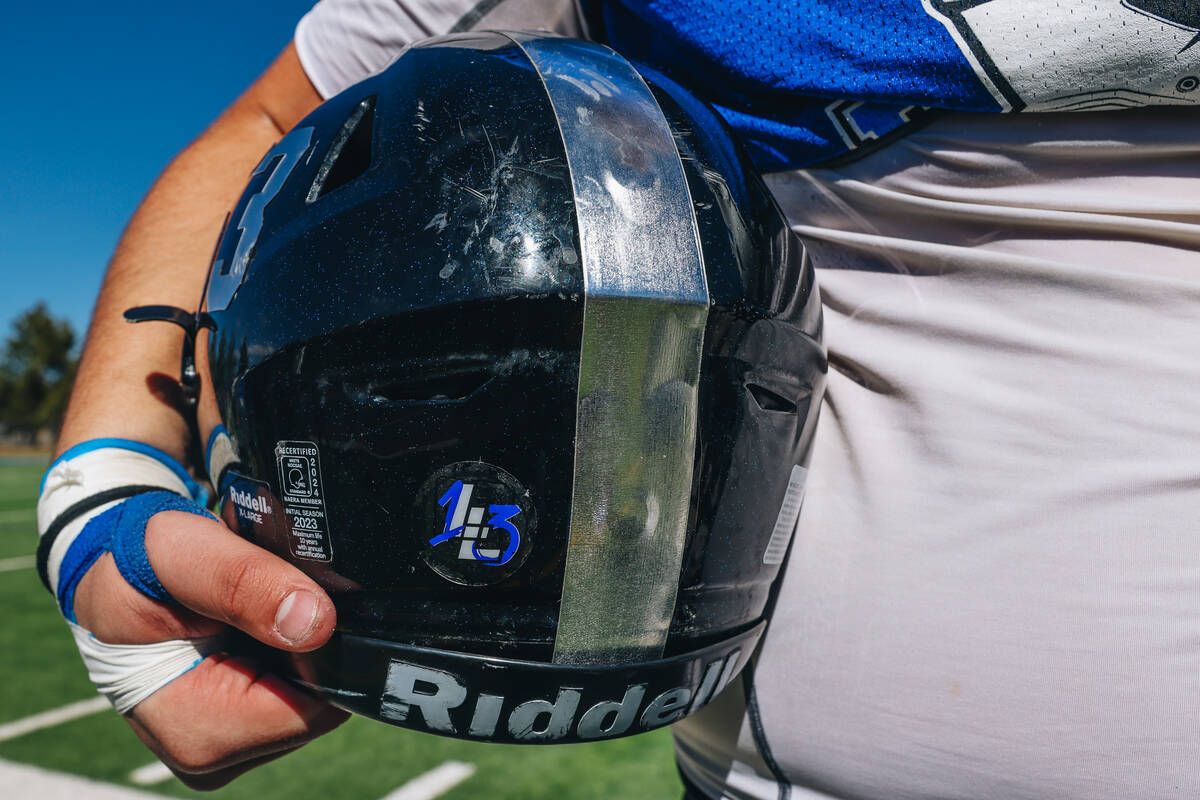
[275,440,332,562]
[222,474,277,542]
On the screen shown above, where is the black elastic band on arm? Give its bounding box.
[36,485,168,593]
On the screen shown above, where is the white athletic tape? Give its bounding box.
[38,448,192,595]
[69,623,223,715]
[38,447,193,530]
[45,500,126,597]
[205,429,238,489]
[39,444,221,714]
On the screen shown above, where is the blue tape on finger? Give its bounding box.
[56,491,214,623]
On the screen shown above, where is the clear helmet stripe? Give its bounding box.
[505,33,710,665]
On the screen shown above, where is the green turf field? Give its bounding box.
[0,458,682,798]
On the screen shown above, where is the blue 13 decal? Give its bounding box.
[429,480,521,565]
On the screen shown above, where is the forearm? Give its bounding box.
[58,43,321,463]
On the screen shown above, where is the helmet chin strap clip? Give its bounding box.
[122,305,215,407]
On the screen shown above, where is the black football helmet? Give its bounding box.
[131,32,824,743]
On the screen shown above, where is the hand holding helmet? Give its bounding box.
[36,439,346,787]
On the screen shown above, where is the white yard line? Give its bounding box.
[380,761,476,800]
[0,696,110,743]
[129,761,174,786]
[0,758,172,799]
[0,555,35,573]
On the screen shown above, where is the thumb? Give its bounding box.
[145,510,336,650]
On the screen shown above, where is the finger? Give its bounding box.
[128,653,349,783]
[145,510,336,651]
[74,553,225,643]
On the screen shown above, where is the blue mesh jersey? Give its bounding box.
[581,0,1200,169]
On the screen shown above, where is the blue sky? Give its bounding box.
[0,0,316,345]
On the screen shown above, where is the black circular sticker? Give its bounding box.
[415,462,535,586]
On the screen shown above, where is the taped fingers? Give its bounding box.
[38,443,233,713]
[39,436,344,768]
[55,492,216,622]
[40,440,333,719]
[144,510,336,651]
[37,440,208,598]
[74,553,224,644]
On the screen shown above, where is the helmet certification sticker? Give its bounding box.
[275,441,333,562]
[763,465,807,566]
[416,462,535,586]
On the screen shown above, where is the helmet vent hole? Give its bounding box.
[358,369,493,405]
[307,96,376,203]
[746,383,797,414]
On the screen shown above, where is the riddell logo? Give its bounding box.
[379,649,742,741]
[229,486,272,518]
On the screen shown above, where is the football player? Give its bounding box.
[44,1,1200,797]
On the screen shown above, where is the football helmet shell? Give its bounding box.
[170,32,824,743]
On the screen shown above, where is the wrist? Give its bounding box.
[37,439,209,596]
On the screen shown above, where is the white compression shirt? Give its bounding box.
[295,2,1200,797]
